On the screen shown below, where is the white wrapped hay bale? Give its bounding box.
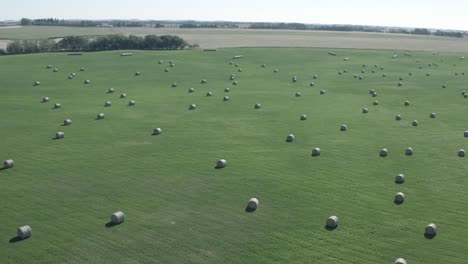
[64,119,72,126]
[362,108,369,113]
[108,88,114,93]
[206,91,213,96]
[395,174,405,184]
[295,92,301,97]
[396,115,402,121]
[398,82,403,86]
[464,131,468,137]
[404,101,410,106]
[34,81,41,86]
[17,225,32,239]
[425,223,437,236]
[247,198,259,210]
[165,68,170,72]
[274,69,278,73]
[201,79,207,84]
[459,149,465,157]
[309,82,315,87]
[292,76,297,82]
[254,103,261,109]
[172,83,177,87]
[373,101,379,106]
[97,113,105,119]
[394,258,407,264]
[223,96,229,101]
[286,134,295,142]
[313,75,318,79]
[300,115,307,121]
[120,93,127,98]
[412,120,419,127]
[233,81,238,85]
[394,192,405,204]
[129,101,136,106]
[326,215,339,228]
[224,88,231,92]
[105,101,112,107]
[135,71,141,76]
[111,211,125,224]
[3,159,14,168]
[216,159,227,168]
[430,113,436,118]
[152,128,162,135]
[80,67,85,71]
[47,65,52,68]
[189,88,195,93]
[54,103,61,109]
[55,132,64,139]
[53,68,59,72]
[405,147,414,156]
[380,148,388,157]
[189,104,196,110]
[340,124,347,131]
[320,90,326,95]
[312,148,321,156]
[42,97,49,102]
[84,80,90,84]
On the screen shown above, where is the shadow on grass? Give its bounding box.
[245,207,256,213]
[0,167,7,171]
[105,221,118,228]
[394,200,404,205]
[324,225,337,231]
[424,233,436,239]
[9,236,23,243]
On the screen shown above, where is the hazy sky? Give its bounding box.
[3,0,467,30]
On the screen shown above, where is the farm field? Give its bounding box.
[1,48,468,263]
[1,26,468,52]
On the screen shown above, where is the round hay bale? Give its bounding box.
[404,101,410,106]
[80,67,85,71]
[128,101,136,106]
[206,91,213,97]
[238,68,243,72]
[187,87,195,93]
[64,119,72,126]
[53,68,59,72]
[359,76,364,80]
[361,70,365,73]
[262,64,266,68]
[170,63,175,67]
[111,211,125,224]
[313,75,318,79]
[105,101,112,107]
[394,192,405,204]
[380,148,388,157]
[54,103,61,109]
[286,134,295,142]
[201,79,207,84]
[120,93,127,98]
[362,108,369,113]
[464,94,468,99]
[47,65,52,68]
[254,103,261,109]
[326,215,339,228]
[274,69,278,73]
[382,74,387,77]
[158,60,163,64]
[430,113,436,118]
[459,149,465,157]
[373,101,379,106]
[135,72,141,76]
[3,159,14,169]
[84,80,90,84]
[399,77,404,81]
[425,223,437,236]
[426,73,431,76]
[362,64,367,67]
[34,81,41,86]
[464,131,468,137]
[42,97,49,102]
[97,113,105,120]
[224,87,231,92]
[55,131,64,139]
[344,69,348,73]
[68,75,74,79]
[371,92,377,97]
[223,96,229,101]
[229,61,233,65]
[372,69,376,73]
[320,90,326,95]
[312,148,321,156]
[394,258,407,264]
[229,75,235,80]
[247,198,259,210]
[233,81,238,85]
[354,74,358,78]
[234,63,239,67]
[442,85,447,88]
[169,60,174,64]
[216,159,227,168]
[369,89,375,94]
[338,71,342,75]
[292,76,297,82]
[412,120,419,126]
[380,67,384,70]
[340,124,347,131]
[172,83,177,88]
[309,82,315,87]
[152,128,162,135]
[165,68,170,72]
[396,114,402,121]
[405,147,414,156]
[395,174,405,184]
[300,114,307,120]
[108,88,114,93]
[408,72,412,76]
[17,225,32,239]
[398,82,403,86]
[295,92,301,97]
[189,104,196,110]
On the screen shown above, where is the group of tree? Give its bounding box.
[179,23,239,29]
[3,35,188,55]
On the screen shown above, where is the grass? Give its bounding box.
[0,48,467,263]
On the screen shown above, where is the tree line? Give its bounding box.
[3,35,188,55]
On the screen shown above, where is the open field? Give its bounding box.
[1,48,468,263]
[1,26,468,52]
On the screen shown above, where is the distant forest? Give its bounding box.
[18,18,466,38]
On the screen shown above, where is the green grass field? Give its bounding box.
[1,48,467,263]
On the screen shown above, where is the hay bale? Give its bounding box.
[359,76,364,80]
[105,101,112,107]
[201,79,207,84]
[396,115,402,121]
[47,65,52,68]
[340,124,347,131]
[229,74,235,80]
[68,75,74,79]
[300,114,307,120]
[320,90,326,95]
[295,92,301,97]
[108,88,114,93]
[372,69,376,73]
[128,101,136,106]
[362,64,367,67]
[399,77,404,81]
[362,108,369,113]
[158,60,163,64]
[216,159,227,168]
[394,258,407,264]
[394,192,405,204]
[382,74,387,77]
[120,93,127,98]
[97,113,105,119]
[313,75,318,79]
[54,103,61,109]
[395,174,405,184]
[172,83,177,88]
[189,104,196,110]
[55,132,64,139]
[459,149,465,157]
[53,68,59,72]
[344,58,350,61]
[398,82,403,86]
[233,55,243,59]
[464,131,468,137]
[223,96,229,101]
[165,68,170,72]
[408,72,412,76]
[380,148,388,157]
[286,134,295,142]
[206,91,213,97]
[121,53,133,56]
[274,69,279,73]
[247,198,259,210]
[464,94,468,99]
[169,60,174,64]
[309,82,315,87]
[343,69,348,73]
[17,225,32,239]
[328,52,337,56]
[235,63,239,67]
[80,67,85,71]
[426,73,431,76]
[312,148,321,156]
[34,81,41,86]
[254,103,261,109]
[404,101,410,106]
[430,113,436,118]
[229,61,233,65]
[405,147,414,156]
[338,71,342,75]
[3,159,14,168]
[361,70,365,73]
[135,71,141,76]
[292,76,297,82]
[64,119,72,126]
[189,88,195,93]
[224,87,231,92]
[111,211,125,224]
[369,89,375,94]
[373,101,379,106]
[42,97,49,102]
[152,128,162,135]
[442,85,447,88]
[425,223,437,236]
[326,215,339,228]
[412,120,419,126]
[84,80,90,84]
[372,92,377,97]
[262,64,266,68]
[233,81,238,85]
[170,63,175,67]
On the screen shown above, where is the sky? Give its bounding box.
[2,0,468,31]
